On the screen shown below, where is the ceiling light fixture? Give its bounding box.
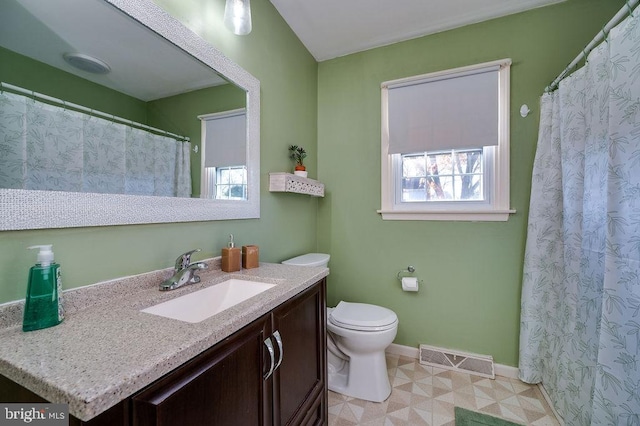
[63,53,111,74]
[223,0,252,35]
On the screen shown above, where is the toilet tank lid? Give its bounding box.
[282,253,330,267]
[330,301,397,328]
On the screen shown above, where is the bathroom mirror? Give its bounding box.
[0,0,260,230]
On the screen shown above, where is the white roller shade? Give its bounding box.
[202,111,246,168]
[387,65,499,154]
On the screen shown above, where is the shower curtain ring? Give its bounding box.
[627,0,635,17]
[602,25,609,41]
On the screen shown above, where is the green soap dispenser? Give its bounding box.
[23,245,64,332]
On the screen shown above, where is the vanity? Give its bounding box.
[0,261,328,425]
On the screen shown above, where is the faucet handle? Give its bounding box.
[175,248,202,271]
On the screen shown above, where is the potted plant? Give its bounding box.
[288,145,308,177]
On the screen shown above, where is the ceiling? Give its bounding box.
[0,0,227,101]
[1,0,568,98]
[269,0,566,61]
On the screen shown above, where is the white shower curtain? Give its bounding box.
[519,10,640,426]
[0,91,191,197]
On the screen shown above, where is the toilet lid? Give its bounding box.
[329,301,398,331]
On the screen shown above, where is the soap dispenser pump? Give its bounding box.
[221,234,241,272]
[23,245,64,332]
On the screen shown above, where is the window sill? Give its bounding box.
[377,209,516,222]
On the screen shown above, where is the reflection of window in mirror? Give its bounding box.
[198,109,247,200]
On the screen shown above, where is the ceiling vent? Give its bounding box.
[63,53,111,74]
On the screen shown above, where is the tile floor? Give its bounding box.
[328,353,560,426]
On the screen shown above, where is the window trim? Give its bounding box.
[378,58,515,222]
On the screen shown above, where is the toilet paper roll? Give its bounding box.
[401,277,419,292]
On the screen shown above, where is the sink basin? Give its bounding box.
[141,279,276,323]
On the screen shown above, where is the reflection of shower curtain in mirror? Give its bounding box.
[0,91,191,197]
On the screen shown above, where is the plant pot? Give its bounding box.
[294,164,307,177]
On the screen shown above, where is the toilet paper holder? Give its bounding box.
[397,265,418,282]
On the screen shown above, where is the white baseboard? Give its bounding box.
[386,343,519,379]
[494,363,519,379]
[386,343,419,358]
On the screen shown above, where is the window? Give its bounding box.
[202,165,247,200]
[379,59,514,221]
[198,109,247,200]
[400,149,484,202]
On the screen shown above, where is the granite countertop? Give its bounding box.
[0,259,329,421]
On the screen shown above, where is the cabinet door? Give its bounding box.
[133,314,272,426]
[271,279,327,426]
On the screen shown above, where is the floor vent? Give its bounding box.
[419,344,495,379]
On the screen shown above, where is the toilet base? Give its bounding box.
[327,351,391,402]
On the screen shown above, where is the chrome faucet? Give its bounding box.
[160,249,208,291]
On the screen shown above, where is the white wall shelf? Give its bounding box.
[269,173,325,197]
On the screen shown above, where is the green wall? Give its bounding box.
[316,0,622,366]
[0,46,148,122]
[147,83,246,196]
[0,0,318,303]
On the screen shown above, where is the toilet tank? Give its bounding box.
[282,253,330,268]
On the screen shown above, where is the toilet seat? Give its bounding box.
[329,301,398,332]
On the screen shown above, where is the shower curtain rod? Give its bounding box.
[0,81,190,142]
[545,0,639,92]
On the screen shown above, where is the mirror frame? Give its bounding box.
[0,0,260,230]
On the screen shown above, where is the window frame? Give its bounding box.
[202,165,247,200]
[379,59,514,221]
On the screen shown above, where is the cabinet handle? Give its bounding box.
[273,330,283,370]
[264,337,275,380]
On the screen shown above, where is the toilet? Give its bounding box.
[282,253,399,402]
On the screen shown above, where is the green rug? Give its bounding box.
[454,407,524,426]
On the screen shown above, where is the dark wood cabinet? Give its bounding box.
[133,279,327,426]
[132,314,271,425]
[0,279,327,426]
[272,281,326,426]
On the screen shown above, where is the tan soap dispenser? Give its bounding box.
[221,234,241,272]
